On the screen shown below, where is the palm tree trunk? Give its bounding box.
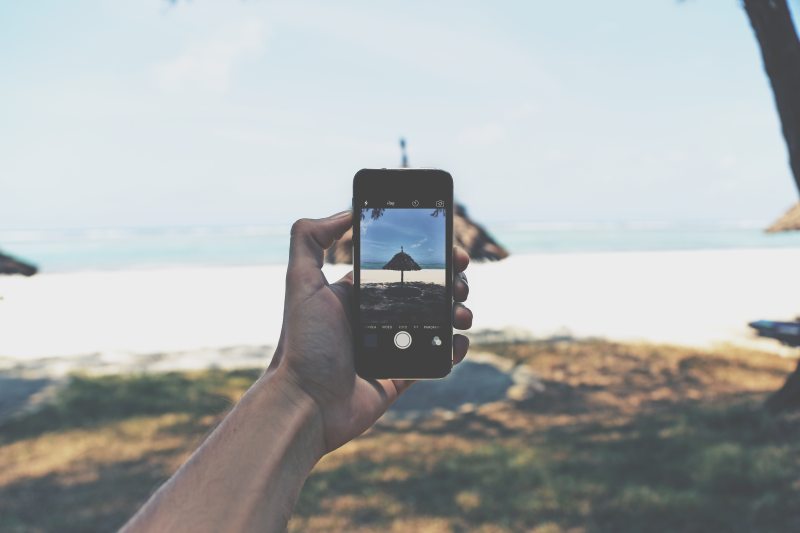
[744,0,800,194]
[766,359,800,412]
[744,0,800,408]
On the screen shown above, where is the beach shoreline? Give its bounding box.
[361,268,446,285]
[1,248,799,374]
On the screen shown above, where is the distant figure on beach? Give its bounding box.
[122,211,473,533]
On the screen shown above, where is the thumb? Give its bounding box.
[329,270,354,318]
[286,210,352,292]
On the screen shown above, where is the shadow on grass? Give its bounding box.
[389,359,514,414]
[0,369,262,445]
[0,376,54,423]
[0,449,178,533]
[298,395,800,532]
[3,341,800,532]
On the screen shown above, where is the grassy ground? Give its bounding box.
[1,341,799,532]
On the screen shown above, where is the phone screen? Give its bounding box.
[353,169,453,379]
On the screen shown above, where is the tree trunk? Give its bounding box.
[744,0,800,194]
[766,359,800,411]
[745,0,800,408]
[401,270,404,285]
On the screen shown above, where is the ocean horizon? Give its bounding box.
[2,221,800,273]
[361,261,447,270]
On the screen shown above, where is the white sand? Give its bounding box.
[361,268,446,285]
[463,248,800,355]
[1,248,799,376]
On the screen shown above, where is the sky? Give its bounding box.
[2,0,800,230]
[361,208,447,266]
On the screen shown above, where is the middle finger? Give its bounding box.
[454,271,469,302]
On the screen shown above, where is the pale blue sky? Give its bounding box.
[361,208,446,266]
[2,0,799,229]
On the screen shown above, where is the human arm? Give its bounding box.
[122,210,473,532]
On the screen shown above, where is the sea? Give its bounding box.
[361,262,447,270]
[2,221,800,273]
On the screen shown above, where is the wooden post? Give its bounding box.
[400,138,408,168]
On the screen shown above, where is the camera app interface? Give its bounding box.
[359,201,448,355]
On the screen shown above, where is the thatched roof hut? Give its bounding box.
[0,251,37,276]
[767,201,800,232]
[452,203,509,261]
[326,201,509,264]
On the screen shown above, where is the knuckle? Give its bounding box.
[290,218,313,238]
[463,305,474,326]
[454,303,473,326]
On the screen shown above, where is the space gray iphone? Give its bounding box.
[353,168,454,379]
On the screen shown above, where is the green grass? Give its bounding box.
[1,342,799,532]
[0,369,260,445]
[294,402,800,532]
[0,370,261,533]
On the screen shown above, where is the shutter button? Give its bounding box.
[393,331,412,349]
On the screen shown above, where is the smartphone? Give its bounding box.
[353,168,454,380]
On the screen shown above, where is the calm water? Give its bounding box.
[362,261,447,270]
[2,222,800,273]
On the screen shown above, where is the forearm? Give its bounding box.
[122,366,325,533]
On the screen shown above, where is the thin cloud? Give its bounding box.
[154,20,266,93]
[457,122,506,146]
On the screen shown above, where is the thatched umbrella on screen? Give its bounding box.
[383,246,420,286]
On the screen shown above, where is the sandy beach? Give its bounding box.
[361,268,446,285]
[1,248,799,376]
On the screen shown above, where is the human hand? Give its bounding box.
[266,210,473,454]
[124,210,475,533]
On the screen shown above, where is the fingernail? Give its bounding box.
[459,272,468,285]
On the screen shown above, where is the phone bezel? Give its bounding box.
[352,168,454,380]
